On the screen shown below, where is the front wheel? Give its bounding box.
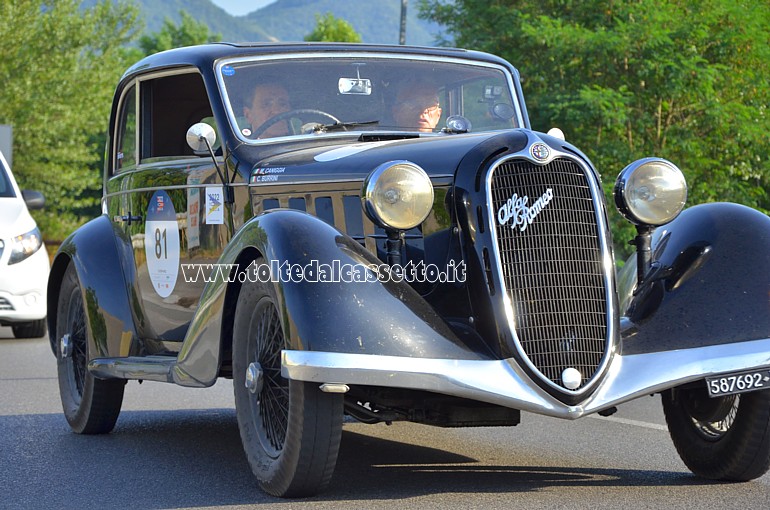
[12,318,46,339]
[56,263,124,434]
[233,261,343,497]
[662,386,770,481]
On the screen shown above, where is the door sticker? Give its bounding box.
[145,190,180,298]
[205,186,224,225]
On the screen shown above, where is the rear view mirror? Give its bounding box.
[338,78,372,95]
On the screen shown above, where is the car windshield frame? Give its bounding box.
[215,52,524,145]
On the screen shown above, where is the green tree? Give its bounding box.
[304,12,362,42]
[139,10,222,56]
[420,0,770,256]
[0,0,140,240]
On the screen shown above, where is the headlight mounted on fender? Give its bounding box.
[614,158,687,226]
[362,161,434,231]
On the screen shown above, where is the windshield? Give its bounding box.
[0,157,15,198]
[218,54,521,142]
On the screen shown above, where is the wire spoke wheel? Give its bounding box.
[248,296,289,457]
[56,263,124,435]
[663,387,770,481]
[233,259,343,497]
[66,290,88,400]
[689,394,739,440]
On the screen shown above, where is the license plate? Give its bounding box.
[706,369,770,398]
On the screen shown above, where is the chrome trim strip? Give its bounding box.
[484,133,617,396]
[249,178,366,187]
[88,356,210,388]
[102,182,248,202]
[214,52,526,144]
[282,337,770,419]
[89,356,175,383]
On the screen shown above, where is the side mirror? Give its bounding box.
[21,190,45,210]
[492,103,516,120]
[185,122,233,205]
[186,122,217,154]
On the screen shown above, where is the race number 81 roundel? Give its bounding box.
[145,190,180,298]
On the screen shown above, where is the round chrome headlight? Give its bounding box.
[362,161,434,231]
[614,158,687,226]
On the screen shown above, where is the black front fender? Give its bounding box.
[47,215,138,358]
[177,209,490,387]
[620,203,770,355]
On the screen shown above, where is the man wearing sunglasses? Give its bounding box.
[392,81,443,132]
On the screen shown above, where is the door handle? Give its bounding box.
[115,214,142,225]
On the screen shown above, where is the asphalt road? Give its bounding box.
[2,328,769,509]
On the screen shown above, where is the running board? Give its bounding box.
[89,356,177,383]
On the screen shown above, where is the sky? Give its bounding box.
[210,0,277,16]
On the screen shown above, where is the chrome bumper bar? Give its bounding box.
[282,337,770,420]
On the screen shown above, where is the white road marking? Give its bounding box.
[587,414,669,431]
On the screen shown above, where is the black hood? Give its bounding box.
[232,132,511,183]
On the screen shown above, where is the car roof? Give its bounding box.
[121,42,519,82]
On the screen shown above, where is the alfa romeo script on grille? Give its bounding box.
[497,188,554,231]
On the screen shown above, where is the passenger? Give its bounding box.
[391,81,443,132]
[242,83,292,138]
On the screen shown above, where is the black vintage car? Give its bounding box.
[48,43,770,497]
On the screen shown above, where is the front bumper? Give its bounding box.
[0,289,46,322]
[282,336,770,419]
[0,247,49,323]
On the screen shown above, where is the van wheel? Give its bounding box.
[56,263,124,434]
[233,261,343,497]
[662,387,770,481]
[12,319,46,339]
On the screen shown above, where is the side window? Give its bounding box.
[139,72,213,162]
[116,84,137,172]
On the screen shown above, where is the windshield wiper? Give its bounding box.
[312,120,380,133]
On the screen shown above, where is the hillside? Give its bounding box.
[83,0,442,46]
[246,0,442,45]
[81,0,272,41]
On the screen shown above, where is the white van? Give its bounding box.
[0,150,49,338]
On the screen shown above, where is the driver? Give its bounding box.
[242,83,291,138]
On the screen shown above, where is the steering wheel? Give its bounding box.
[250,109,341,138]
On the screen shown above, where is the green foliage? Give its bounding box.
[139,10,222,55]
[420,0,770,258]
[304,12,362,43]
[0,0,141,240]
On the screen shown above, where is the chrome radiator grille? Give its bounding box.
[489,157,608,391]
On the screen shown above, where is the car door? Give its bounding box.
[106,69,234,351]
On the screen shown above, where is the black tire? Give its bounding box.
[233,261,343,498]
[12,318,46,339]
[662,386,770,481]
[56,263,125,434]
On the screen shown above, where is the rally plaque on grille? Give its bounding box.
[488,156,610,392]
